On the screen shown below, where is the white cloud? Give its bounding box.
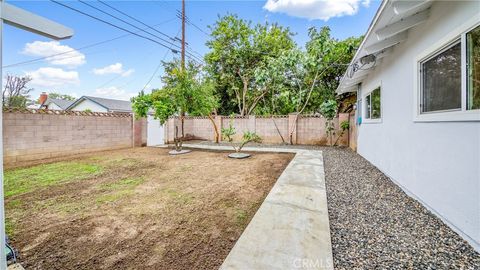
[94,86,136,101]
[92,63,134,77]
[27,67,80,88]
[23,41,86,68]
[263,0,367,21]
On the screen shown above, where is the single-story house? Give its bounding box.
[37,92,75,110]
[40,98,75,110]
[66,96,132,113]
[337,0,479,251]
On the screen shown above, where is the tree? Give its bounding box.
[2,75,33,109]
[305,27,362,108]
[222,117,261,155]
[48,92,76,101]
[132,59,219,151]
[319,99,338,146]
[205,14,295,116]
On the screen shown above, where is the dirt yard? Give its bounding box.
[4,147,293,269]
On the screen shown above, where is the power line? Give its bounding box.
[3,18,176,69]
[49,0,203,64]
[81,0,203,64]
[98,0,176,43]
[174,9,209,37]
[141,29,181,91]
[78,0,180,50]
[90,0,203,63]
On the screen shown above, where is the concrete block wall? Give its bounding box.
[165,113,354,147]
[255,116,289,144]
[3,110,139,165]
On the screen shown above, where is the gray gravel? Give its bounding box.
[322,147,479,269]
[187,141,480,269]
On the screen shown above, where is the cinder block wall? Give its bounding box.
[165,113,354,147]
[3,109,136,165]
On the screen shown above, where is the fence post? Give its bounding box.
[338,113,349,146]
[349,112,357,151]
[288,113,298,144]
[133,116,147,147]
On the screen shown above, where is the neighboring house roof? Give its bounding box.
[336,0,433,94]
[66,96,132,112]
[41,98,75,110]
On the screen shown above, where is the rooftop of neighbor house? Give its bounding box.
[66,96,133,112]
[42,98,75,110]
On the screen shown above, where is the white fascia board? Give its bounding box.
[336,0,391,94]
[365,31,408,54]
[2,2,73,40]
[376,8,429,40]
[338,85,358,93]
[392,0,430,15]
[343,75,368,87]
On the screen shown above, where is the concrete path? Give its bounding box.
[180,144,334,270]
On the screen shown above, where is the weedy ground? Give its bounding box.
[5,147,293,270]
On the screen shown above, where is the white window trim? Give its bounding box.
[413,16,480,122]
[363,84,382,124]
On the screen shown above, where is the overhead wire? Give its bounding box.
[2,18,176,69]
[141,29,182,92]
[78,0,202,63]
[49,0,203,64]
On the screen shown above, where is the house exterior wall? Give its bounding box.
[356,1,480,250]
[45,102,62,110]
[70,100,108,112]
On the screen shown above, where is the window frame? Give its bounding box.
[363,84,382,124]
[413,17,480,122]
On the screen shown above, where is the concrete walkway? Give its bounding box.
[181,144,334,270]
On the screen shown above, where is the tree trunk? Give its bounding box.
[208,114,220,143]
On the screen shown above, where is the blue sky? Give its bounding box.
[4,0,381,101]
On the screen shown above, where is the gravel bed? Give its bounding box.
[186,141,480,269]
[322,147,479,269]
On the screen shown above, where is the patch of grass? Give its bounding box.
[5,219,15,237]
[164,188,193,205]
[6,199,23,209]
[96,190,133,204]
[4,162,102,198]
[95,177,144,204]
[234,209,248,226]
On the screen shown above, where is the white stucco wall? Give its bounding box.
[70,99,108,112]
[46,102,62,110]
[357,1,480,250]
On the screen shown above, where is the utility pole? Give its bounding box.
[181,0,185,70]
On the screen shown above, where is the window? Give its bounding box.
[467,25,480,110]
[421,41,462,113]
[417,23,480,120]
[365,87,381,120]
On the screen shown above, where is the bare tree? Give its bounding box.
[2,75,33,108]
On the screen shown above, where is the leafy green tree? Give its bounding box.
[48,92,76,101]
[132,59,219,150]
[305,27,362,109]
[252,26,361,117]
[205,14,295,116]
[319,99,338,146]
